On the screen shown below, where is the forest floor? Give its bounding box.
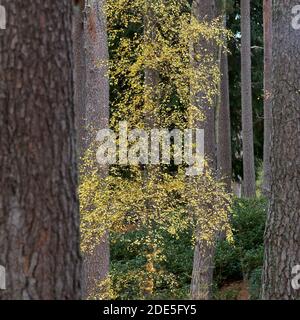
[218,281,249,300]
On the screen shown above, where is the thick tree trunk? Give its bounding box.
[190,0,217,300]
[73,3,86,159]
[191,236,216,300]
[82,0,110,299]
[240,0,256,197]
[262,0,300,300]
[0,0,82,300]
[262,0,272,197]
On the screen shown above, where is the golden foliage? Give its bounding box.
[80,0,232,299]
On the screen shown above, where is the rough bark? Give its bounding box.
[0,0,82,300]
[262,0,272,196]
[82,0,110,299]
[191,236,216,300]
[240,0,256,197]
[262,0,300,300]
[190,0,217,300]
[73,3,86,159]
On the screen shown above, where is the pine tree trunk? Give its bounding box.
[262,0,272,196]
[0,0,82,300]
[190,0,217,300]
[216,2,232,243]
[262,0,300,300]
[73,3,87,159]
[82,0,110,299]
[241,0,256,197]
[84,0,110,144]
[217,11,232,193]
[191,236,216,300]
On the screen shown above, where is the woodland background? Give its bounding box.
[0,0,299,301]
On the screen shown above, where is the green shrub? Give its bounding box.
[110,197,267,299]
[214,240,242,286]
[241,246,264,278]
[110,229,193,299]
[249,267,262,300]
[214,288,240,300]
[214,197,267,288]
[161,230,193,285]
[231,198,267,251]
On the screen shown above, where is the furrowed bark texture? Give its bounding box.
[262,0,272,196]
[241,0,256,197]
[73,3,87,159]
[262,0,300,300]
[190,0,217,300]
[0,0,82,300]
[82,0,110,299]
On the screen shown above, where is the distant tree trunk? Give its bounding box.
[262,0,300,300]
[216,1,232,246]
[0,0,82,300]
[141,1,161,298]
[218,50,232,192]
[82,0,110,299]
[262,0,272,197]
[84,0,110,144]
[144,1,160,128]
[190,0,217,300]
[240,0,256,197]
[217,6,232,193]
[73,2,86,159]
